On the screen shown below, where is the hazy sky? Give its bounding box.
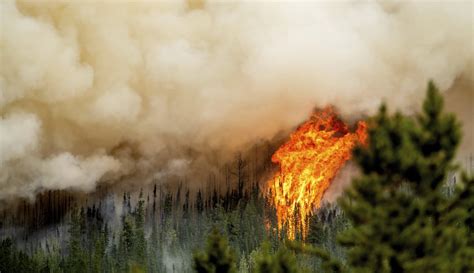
[1,0,472,200]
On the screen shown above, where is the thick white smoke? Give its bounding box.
[0,0,472,200]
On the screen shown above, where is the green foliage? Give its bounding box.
[116,191,147,272]
[337,81,474,273]
[1,184,284,273]
[0,237,59,273]
[2,81,472,273]
[307,204,349,263]
[133,190,147,265]
[193,228,238,273]
[287,240,344,273]
[1,238,29,272]
[66,208,87,273]
[254,242,300,273]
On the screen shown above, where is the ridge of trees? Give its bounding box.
[192,81,474,273]
[0,82,473,273]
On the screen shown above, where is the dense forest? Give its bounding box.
[0,183,350,273]
[1,83,473,273]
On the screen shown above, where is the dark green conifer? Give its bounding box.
[337,81,474,273]
[254,242,300,273]
[133,190,147,267]
[66,208,87,273]
[193,228,237,273]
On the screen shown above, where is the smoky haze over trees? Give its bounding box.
[0,82,472,273]
[1,1,473,272]
[0,1,472,200]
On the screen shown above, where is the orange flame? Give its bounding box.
[267,107,367,239]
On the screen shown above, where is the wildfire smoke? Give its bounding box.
[0,1,471,201]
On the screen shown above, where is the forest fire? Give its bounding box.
[267,108,367,239]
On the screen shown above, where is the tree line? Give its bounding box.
[1,82,473,273]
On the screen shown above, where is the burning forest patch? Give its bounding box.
[267,108,367,239]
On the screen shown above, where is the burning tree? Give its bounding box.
[267,108,367,239]
[286,81,474,273]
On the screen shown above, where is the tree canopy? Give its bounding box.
[337,81,474,273]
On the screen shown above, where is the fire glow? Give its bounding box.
[267,108,367,239]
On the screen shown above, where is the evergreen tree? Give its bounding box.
[0,238,15,272]
[193,228,238,273]
[0,238,38,273]
[118,215,135,272]
[92,224,108,273]
[196,190,204,214]
[133,190,147,266]
[66,208,87,273]
[335,81,474,272]
[254,242,300,273]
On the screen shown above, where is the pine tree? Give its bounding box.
[196,190,204,214]
[335,81,474,272]
[133,190,147,268]
[66,208,87,273]
[254,242,300,273]
[118,214,135,272]
[193,228,238,273]
[92,224,108,273]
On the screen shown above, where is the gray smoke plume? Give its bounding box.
[0,0,472,200]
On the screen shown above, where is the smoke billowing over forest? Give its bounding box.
[1,1,474,273]
[1,0,472,201]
